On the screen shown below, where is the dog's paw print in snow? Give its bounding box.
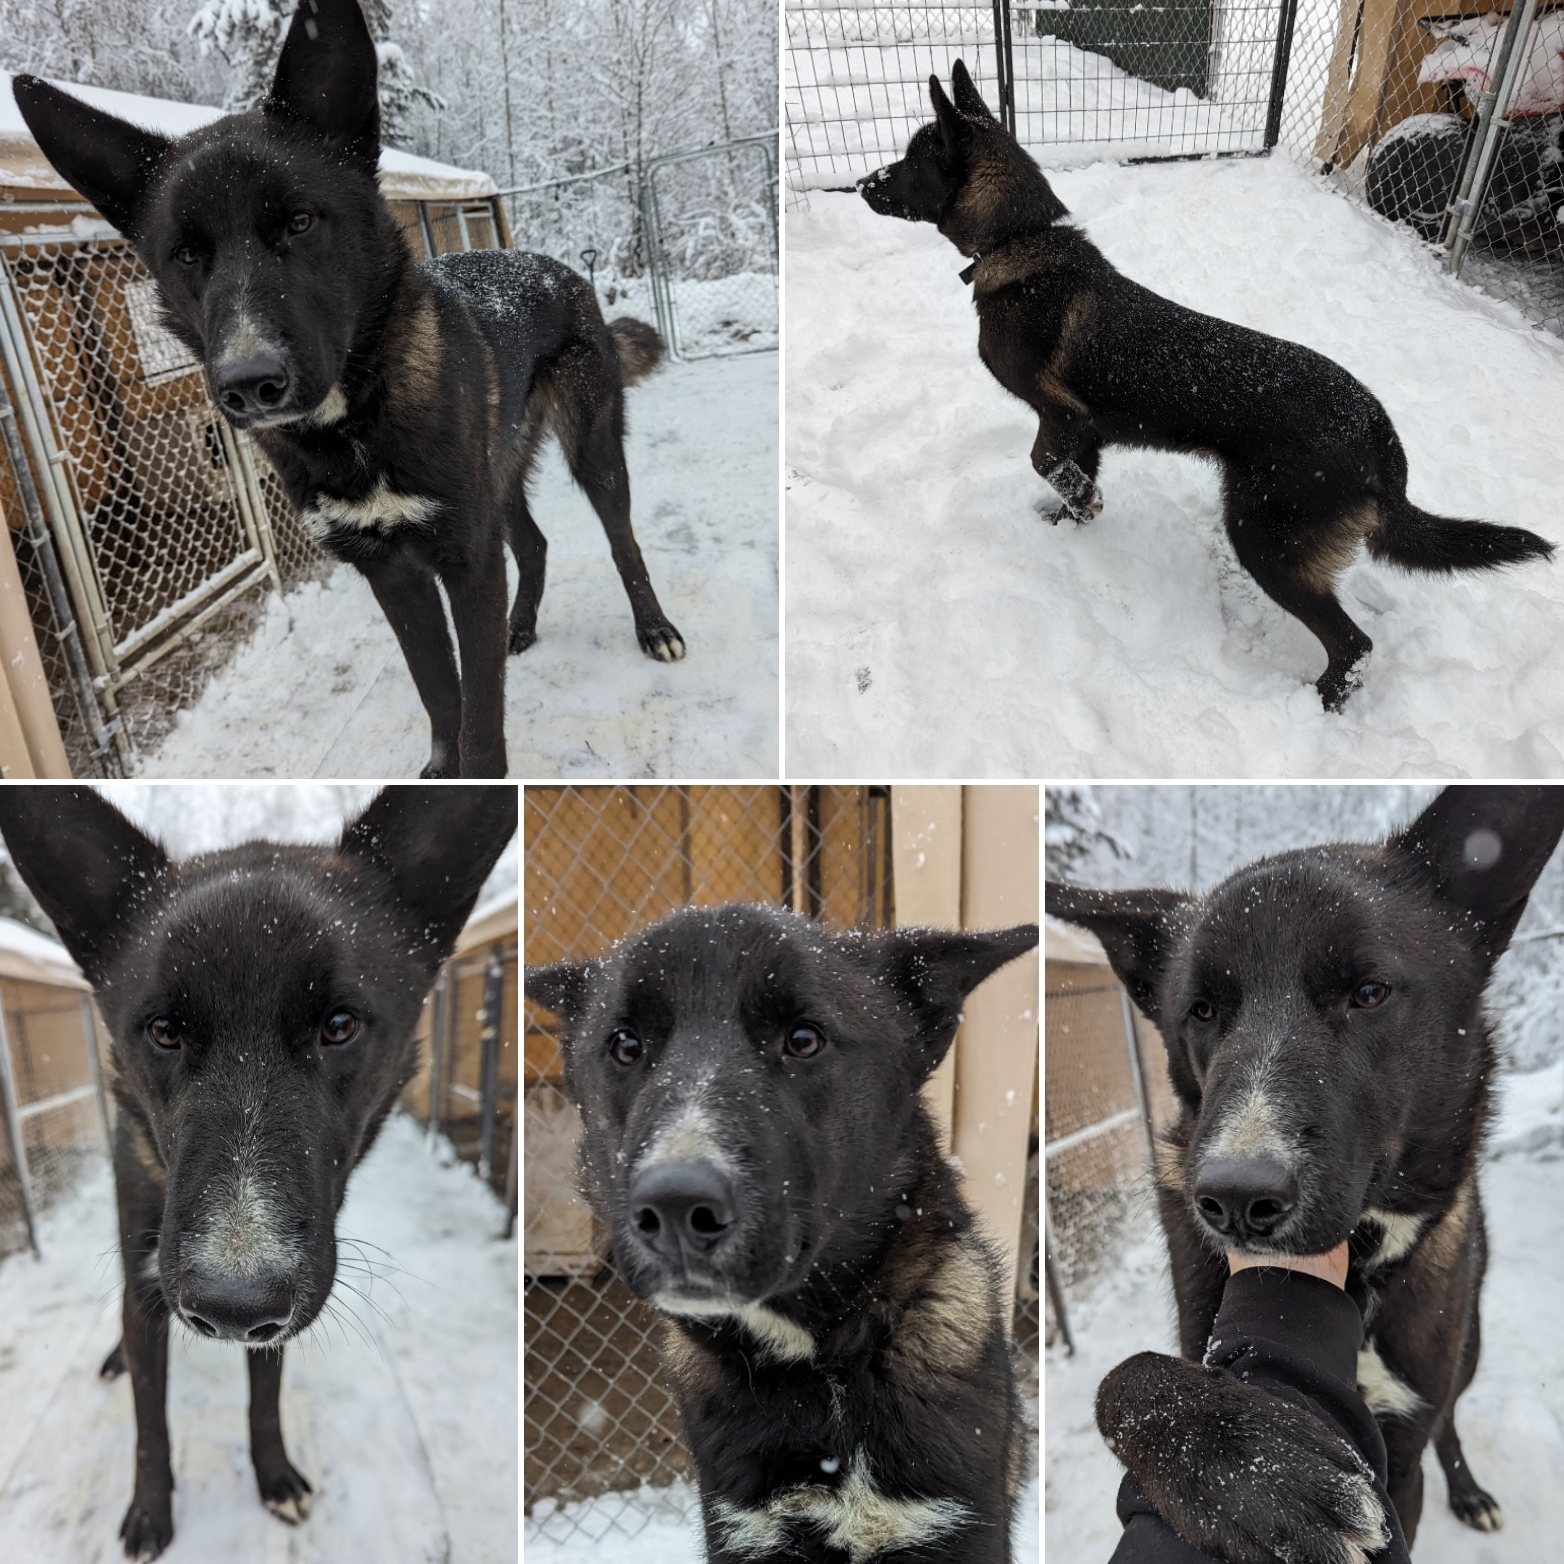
[855,666,872,694]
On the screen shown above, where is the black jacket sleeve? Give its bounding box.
[1105,1267,1412,1564]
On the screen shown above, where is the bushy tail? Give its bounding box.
[608,317,665,386]
[1368,500,1554,575]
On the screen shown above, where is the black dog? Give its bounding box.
[14,0,683,778]
[860,64,1553,711]
[0,784,516,1560]
[528,903,1039,1563]
[1048,785,1564,1561]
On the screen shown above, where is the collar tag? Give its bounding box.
[958,260,977,285]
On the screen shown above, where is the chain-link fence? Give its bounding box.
[1043,945,1167,1351]
[787,1,1564,334]
[501,134,779,363]
[0,196,511,778]
[401,930,519,1224]
[0,976,108,1261]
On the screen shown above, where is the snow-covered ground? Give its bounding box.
[0,1114,517,1564]
[141,352,778,780]
[786,155,1564,778]
[526,1474,1042,1560]
[1046,1062,1564,1561]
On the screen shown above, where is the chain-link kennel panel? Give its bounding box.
[0,984,108,1261]
[786,3,1012,196]
[0,233,319,771]
[401,935,519,1216]
[502,136,779,363]
[524,785,895,1545]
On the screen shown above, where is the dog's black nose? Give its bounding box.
[1192,1156,1298,1242]
[179,1269,295,1343]
[213,354,291,419]
[629,1162,737,1259]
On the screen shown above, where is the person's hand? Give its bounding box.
[1228,1239,1349,1290]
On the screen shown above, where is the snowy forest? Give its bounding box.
[1047,786,1564,1071]
[0,0,777,187]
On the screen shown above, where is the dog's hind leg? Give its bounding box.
[359,554,463,777]
[552,343,684,662]
[1433,1420,1501,1532]
[1223,478,1374,711]
[248,1348,313,1525]
[504,489,546,654]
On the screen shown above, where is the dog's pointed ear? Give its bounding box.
[929,76,971,155]
[12,76,171,237]
[526,961,592,1026]
[1045,884,1190,1023]
[340,785,517,959]
[1389,786,1564,957]
[875,923,1038,1081]
[950,59,995,121]
[264,0,381,165]
[0,787,169,981]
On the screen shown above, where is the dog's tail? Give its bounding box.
[608,317,665,386]
[1368,500,1554,575]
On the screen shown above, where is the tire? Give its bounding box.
[1366,113,1470,240]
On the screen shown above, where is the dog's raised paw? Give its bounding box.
[100,1340,126,1379]
[1097,1352,1391,1564]
[508,625,537,655]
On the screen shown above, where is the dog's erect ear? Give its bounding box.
[0,787,169,981]
[1045,884,1190,1023]
[949,59,995,121]
[876,923,1038,1081]
[928,76,972,156]
[340,785,517,958]
[265,0,381,165]
[11,76,172,238]
[1389,786,1564,957]
[526,961,592,1027]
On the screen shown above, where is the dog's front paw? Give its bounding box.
[100,1339,126,1379]
[508,624,537,655]
[1449,1483,1502,1532]
[637,620,686,662]
[1098,1352,1390,1564]
[119,1497,174,1561]
[257,1461,313,1525]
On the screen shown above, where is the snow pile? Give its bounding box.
[787,158,1564,778]
[141,353,777,779]
[526,1475,1041,1562]
[1045,1066,1564,1560]
[0,1114,516,1564]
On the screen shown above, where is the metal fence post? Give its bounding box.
[1442,0,1541,274]
[0,997,41,1258]
[79,996,114,1156]
[1043,1193,1074,1353]
[1262,0,1302,150]
[478,943,505,1185]
[1119,986,1158,1164]
[426,969,448,1145]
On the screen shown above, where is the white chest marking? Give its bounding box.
[1360,1207,1428,1269]
[302,483,438,540]
[1358,1341,1427,1418]
[656,1294,815,1364]
[712,1450,971,1562]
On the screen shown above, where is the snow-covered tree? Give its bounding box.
[1044,787,1132,885]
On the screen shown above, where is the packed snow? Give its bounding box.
[1045,1062,1564,1561]
[0,1114,516,1564]
[786,155,1564,778]
[140,352,777,779]
[526,1474,1042,1561]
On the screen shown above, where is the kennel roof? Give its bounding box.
[0,71,498,204]
[0,916,89,990]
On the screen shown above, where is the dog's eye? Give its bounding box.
[173,244,199,266]
[786,1024,826,1059]
[1352,982,1390,1010]
[287,212,313,235]
[609,1029,643,1066]
[147,1017,180,1049]
[1188,999,1215,1023]
[321,1010,360,1045]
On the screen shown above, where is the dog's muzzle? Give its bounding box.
[627,1160,738,1271]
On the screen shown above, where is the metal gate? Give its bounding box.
[500,133,779,365]
[0,233,316,774]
